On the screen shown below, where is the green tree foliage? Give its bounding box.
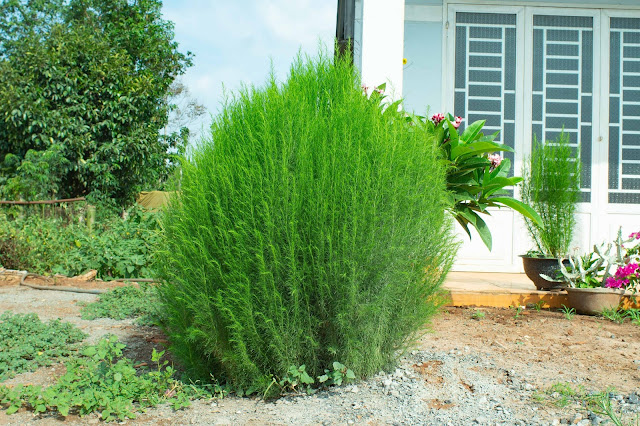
[0,0,192,204]
[155,52,457,393]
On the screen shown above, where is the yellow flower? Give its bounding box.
[403,58,407,65]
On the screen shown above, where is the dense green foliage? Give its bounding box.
[0,312,86,381]
[521,133,581,257]
[81,284,159,325]
[155,53,457,392]
[0,336,202,421]
[0,206,160,279]
[0,0,192,204]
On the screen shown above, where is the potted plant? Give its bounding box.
[520,132,581,290]
[552,229,640,315]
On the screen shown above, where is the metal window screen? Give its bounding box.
[454,12,517,173]
[531,15,593,203]
[609,17,640,204]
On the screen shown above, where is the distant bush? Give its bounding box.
[155,52,457,393]
[0,206,159,279]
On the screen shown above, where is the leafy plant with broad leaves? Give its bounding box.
[0,312,87,382]
[0,0,193,204]
[0,335,198,421]
[407,113,542,250]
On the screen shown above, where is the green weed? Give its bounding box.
[533,300,545,312]
[625,309,640,326]
[601,308,626,325]
[471,309,486,320]
[0,312,86,382]
[510,305,524,319]
[561,305,576,320]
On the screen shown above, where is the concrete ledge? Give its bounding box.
[443,272,640,309]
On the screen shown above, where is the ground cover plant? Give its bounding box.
[80,284,159,325]
[0,335,205,421]
[0,206,160,279]
[0,312,86,382]
[155,51,457,394]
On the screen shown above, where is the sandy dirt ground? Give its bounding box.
[0,281,638,425]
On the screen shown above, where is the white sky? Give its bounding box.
[162,0,338,138]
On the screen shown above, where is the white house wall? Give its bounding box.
[392,0,640,272]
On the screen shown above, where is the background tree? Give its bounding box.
[0,0,193,204]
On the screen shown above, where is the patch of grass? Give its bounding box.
[80,284,159,325]
[625,309,640,326]
[0,312,87,382]
[560,305,576,321]
[601,308,626,325]
[0,335,213,421]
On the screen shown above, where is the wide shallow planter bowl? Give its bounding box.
[520,256,569,291]
[566,287,625,315]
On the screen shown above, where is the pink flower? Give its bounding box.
[361,84,369,95]
[629,231,640,240]
[452,116,462,129]
[374,86,384,95]
[431,113,445,125]
[605,263,640,289]
[488,153,502,169]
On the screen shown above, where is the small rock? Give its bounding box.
[611,334,616,339]
[210,402,217,407]
[351,385,359,393]
[390,390,400,397]
[628,393,640,404]
[576,420,590,426]
[474,416,488,424]
[347,421,355,425]
[524,383,535,391]
[551,420,561,426]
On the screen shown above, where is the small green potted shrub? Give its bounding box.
[520,132,581,290]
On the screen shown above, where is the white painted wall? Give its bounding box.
[356,0,406,100]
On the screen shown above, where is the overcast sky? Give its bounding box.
[162,0,338,137]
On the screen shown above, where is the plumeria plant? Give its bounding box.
[362,86,541,251]
[406,112,542,251]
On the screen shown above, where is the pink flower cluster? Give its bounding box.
[488,153,503,169]
[361,84,385,97]
[431,113,445,125]
[430,113,462,129]
[629,231,640,240]
[605,263,639,289]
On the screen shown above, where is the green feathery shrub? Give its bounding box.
[154,51,457,393]
[521,132,581,258]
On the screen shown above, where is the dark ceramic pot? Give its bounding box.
[520,256,569,291]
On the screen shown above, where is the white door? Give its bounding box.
[446,5,640,272]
